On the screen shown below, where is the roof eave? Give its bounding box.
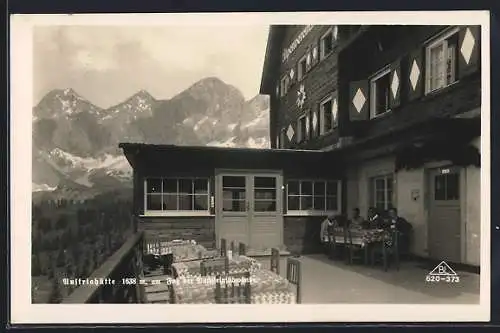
[259,26,283,95]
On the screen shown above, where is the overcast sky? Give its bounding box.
[33,25,270,108]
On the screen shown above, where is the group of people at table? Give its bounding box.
[320,207,413,267]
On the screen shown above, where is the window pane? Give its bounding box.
[386,177,393,191]
[162,179,177,193]
[375,178,385,191]
[223,176,245,188]
[326,181,338,195]
[179,179,193,194]
[323,33,333,54]
[194,195,208,210]
[434,175,446,200]
[223,189,246,201]
[446,174,460,200]
[178,195,193,210]
[326,196,338,211]
[314,196,326,210]
[288,181,299,195]
[301,196,313,210]
[375,74,390,115]
[146,194,162,210]
[254,177,276,189]
[301,181,313,195]
[147,179,162,193]
[314,181,325,196]
[223,200,246,212]
[288,196,300,210]
[162,194,177,210]
[254,189,276,200]
[255,200,276,212]
[376,190,385,203]
[194,179,208,194]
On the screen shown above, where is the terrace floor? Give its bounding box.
[257,254,480,304]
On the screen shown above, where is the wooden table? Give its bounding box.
[172,255,261,278]
[331,228,391,247]
[145,241,218,263]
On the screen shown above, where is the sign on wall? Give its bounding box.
[282,25,314,63]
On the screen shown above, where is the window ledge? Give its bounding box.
[285,211,339,217]
[141,211,214,218]
[424,80,460,99]
[370,110,392,121]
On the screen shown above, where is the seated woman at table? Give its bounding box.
[366,207,384,229]
[320,214,336,254]
[349,208,367,230]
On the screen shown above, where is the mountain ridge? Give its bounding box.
[32,77,270,201]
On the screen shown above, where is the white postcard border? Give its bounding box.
[10,11,491,323]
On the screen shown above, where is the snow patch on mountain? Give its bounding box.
[207,136,237,147]
[32,183,57,192]
[246,137,269,149]
[49,148,131,175]
[194,116,210,131]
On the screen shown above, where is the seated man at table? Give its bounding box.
[320,214,336,254]
[366,207,384,229]
[387,207,413,258]
[349,208,366,230]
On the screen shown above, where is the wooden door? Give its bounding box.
[428,167,462,263]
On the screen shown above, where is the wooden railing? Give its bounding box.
[62,232,145,303]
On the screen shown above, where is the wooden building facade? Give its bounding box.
[119,144,343,254]
[259,25,481,266]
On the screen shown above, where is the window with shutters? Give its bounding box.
[320,28,335,60]
[369,68,392,118]
[297,115,307,143]
[319,96,334,135]
[425,27,460,94]
[280,75,290,97]
[298,55,308,81]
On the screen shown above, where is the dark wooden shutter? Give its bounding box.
[458,25,480,79]
[407,48,424,101]
[315,108,321,137]
[349,80,369,121]
[389,59,402,109]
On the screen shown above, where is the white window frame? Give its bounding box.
[370,174,394,212]
[369,67,392,119]
[143,177,211,217]
[319,95,334,135]
[285,179,342,216]
[297,54,308,81]
[296,115,307,143]
[280,75,289,97]
[320,28,334,60]
[425,27,460,94]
